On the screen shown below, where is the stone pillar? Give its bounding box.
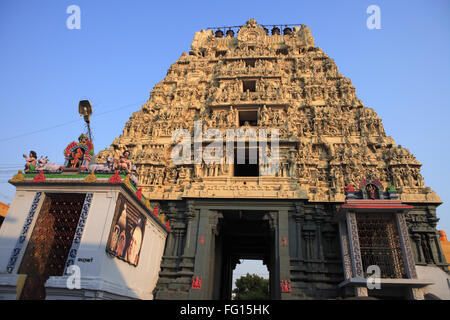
[316,217,325,262]
[428,233,442,264]
[433,232,448,266]
[156,208,190,299]
[303,218,316,261]
[164,232,175,257]
[395,212,417,279]
[338,220,352,280]
[171,230,180,257]
[180,206,198,273]
[177,229,186,258]
[206,212,220,298]
[266,212,280,299]
[188,208,219,299]
[346,212,364,278]
[156,207,197,299]
[293,214,304,260]
[212,229,223,300]
[411,233,423,263]
[345,211,368,297]
[401,225,427,300]
[278,209,291,299]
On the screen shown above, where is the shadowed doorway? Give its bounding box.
[17,193,86,299]
[212,210,276,300]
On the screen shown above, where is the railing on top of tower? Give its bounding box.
[206,24,303,38]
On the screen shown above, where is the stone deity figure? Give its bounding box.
[288,150,298,178]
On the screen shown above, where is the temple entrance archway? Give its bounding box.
[212,210,275,299]
[180,199,293,300]
[155,199,296,300]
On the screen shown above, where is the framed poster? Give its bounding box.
[106,193,145,266]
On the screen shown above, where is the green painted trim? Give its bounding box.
[23,173,126,179]
[22,172,153,208]
[10,180,168,232]
[23,172,141,193]
[20,172,160,219]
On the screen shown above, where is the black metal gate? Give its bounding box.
[18,193,86,299]
[356,213,406,279]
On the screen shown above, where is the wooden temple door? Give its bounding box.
[17,193,86,300]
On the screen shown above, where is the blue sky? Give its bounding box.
[1,1,449,278]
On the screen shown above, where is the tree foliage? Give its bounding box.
[233,273,269,300]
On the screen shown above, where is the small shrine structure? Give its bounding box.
[0,134,169,300]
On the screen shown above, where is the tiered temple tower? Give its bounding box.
[97,19,448,299]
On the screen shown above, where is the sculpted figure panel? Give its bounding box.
[96,19,437,203]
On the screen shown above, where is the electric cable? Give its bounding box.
[0,99,146,143]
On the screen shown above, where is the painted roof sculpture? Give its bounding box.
[9,133,170,231]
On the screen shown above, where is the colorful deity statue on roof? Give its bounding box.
[118,150,133,174]
[64,133,94,171]
[23,150,37,173]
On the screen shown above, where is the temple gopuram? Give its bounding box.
[94,19,449,300]
[0,19,448,300]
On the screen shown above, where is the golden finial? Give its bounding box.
[145,198,151,209]
[123,174,131,189]
[84,170,97,183]
[10,170,25,183]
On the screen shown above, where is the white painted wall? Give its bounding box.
[416,265,450,300]
[0,190,44,273]
[0,184,167,300]
[94,189,167,299]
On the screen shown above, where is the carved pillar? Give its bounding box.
[180,205,198,271]
[188,208,220,299]
[323,223,337,260]
[207,212,221,298]
[293,203,304,262]
[264,212,280,299]
[428,233,442,264]
[316,217,325,262]
[426,207,443,265]
[176,229,186,257]
[171,230,180,257]
[345,211,367,297]
[421,233,434,264]
[302,219,316,261]
[338,220,352,280]
[164,230,176,258]
[293,214,304,260]
[395,212,417,279]
[278,209,291,299]
[411,234,423,263]
[346,212,364,278]
[433,232,448,266]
